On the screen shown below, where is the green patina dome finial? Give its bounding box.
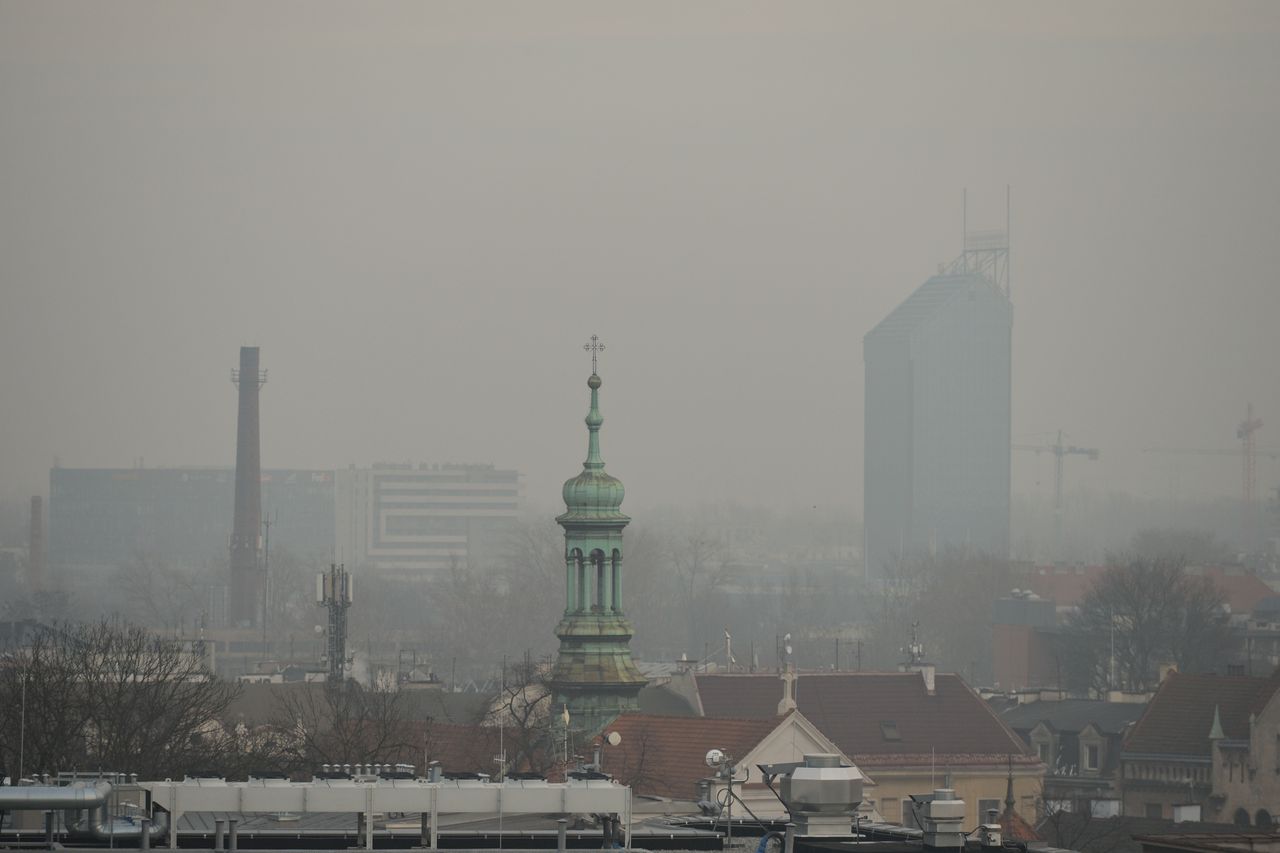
[560,336,627,520]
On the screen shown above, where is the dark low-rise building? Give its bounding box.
[1121,671,1280,823]
[1002,699,1146,813]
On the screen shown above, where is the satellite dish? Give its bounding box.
[314,625,324,634]
[606,731,622,747]
[705,748,725,768]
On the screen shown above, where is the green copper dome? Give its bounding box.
[559,373,628,521]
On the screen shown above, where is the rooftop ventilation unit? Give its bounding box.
[760,753,863,836]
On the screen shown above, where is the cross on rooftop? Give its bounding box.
[583,335,605,374]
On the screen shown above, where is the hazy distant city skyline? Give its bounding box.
[2,2,1279,516]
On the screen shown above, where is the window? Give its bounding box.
[1257,810,1273,829]
[1037,742,1050,763]
[1085,744,1100,771]
[1146,803,1163,819]
[1235,809,1252,827]
[880,721,901,741]
[901,799,919,829]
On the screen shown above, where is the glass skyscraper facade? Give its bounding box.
[863,272,1012,576]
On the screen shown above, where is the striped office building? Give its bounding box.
[334,463,521,580]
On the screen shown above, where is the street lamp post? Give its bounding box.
[18,666,27,781]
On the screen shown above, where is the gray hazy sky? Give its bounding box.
[2,2,1279,514]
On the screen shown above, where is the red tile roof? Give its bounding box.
[1124,671,1280,757]
[600,712,787,799]
[412,720,549,776]
[694,673,1029,765]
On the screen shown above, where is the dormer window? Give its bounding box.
[881,721,901,741]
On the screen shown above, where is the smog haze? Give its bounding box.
[2,1,1279,519]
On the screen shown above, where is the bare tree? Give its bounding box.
[601,726,664,795]
[667,522,725,656]
[0,620,241,778]
[857,548,1010,677]
[271,681,413,772]
[478,657,555,777]
[1036,808,1133,853]
[1059,557,1237,694]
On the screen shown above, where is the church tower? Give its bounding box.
[549,337,647,736]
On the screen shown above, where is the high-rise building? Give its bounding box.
[46,463,517,588]
[863,240,1012,576]
[48,467,336,574]
[549,360,646,737]
[333,463,521,580]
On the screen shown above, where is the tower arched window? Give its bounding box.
[611,549,621,611]
[572,549,586,612]
[591,549,605,610]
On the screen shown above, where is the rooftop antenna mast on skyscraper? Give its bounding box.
[951,187,1010,296]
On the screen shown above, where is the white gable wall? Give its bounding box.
[712,712,875,819]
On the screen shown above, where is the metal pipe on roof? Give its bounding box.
[0,781,111,810]
[63,802,170,844]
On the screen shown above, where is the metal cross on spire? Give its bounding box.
[583,335,605,374]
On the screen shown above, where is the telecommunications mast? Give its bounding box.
[317,563,353,683]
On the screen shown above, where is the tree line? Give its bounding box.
[0,620,417,781]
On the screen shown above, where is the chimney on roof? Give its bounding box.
[898,657,937,696]
[778,667,797,713]
[27,495,44,592]
[899,622,936,696]
[916,663,936,696]
[229,346,266,628]
[1208,705,1225,741]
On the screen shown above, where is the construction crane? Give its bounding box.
[1239,402,1265,516]
[1144,404,1274,550]
[1013,430,1101,562]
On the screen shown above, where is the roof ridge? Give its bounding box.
[616,710,785,725]
[1124,673,1179,749]
[697,670,960,678]
[957,673,1030,757]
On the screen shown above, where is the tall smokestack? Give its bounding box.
[28,495,44,592]
[230,346,266,627]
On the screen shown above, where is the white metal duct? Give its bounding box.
[140,777,632,850]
